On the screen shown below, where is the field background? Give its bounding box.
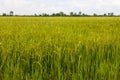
[0,17,120,80]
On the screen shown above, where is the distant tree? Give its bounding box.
[111,13,114,16]
[78,12,82,16]
[10,11,13,16]
[51,13,56,16]
[93,13,97,16]
[70,12,74,16]
[34,14,37,16]
[39,14,42,16]
[108,13,110,16]
[108,12,114,16]
[42,13,49,16]
[2,13,6,16]
[82,13,85,16]
[51,12,66,16]
[103,13,107,16]
[56,13,60,16]
[74,13,77,16]
[59,11,65,16]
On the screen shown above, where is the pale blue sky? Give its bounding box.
[0,0,120,15]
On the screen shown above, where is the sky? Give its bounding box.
[0,0,120,15]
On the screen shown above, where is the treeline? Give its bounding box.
[1,11,119,17]
[37,12,115,17]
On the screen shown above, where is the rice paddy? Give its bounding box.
[0,17,120,80]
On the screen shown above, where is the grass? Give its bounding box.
[0,17,120,80]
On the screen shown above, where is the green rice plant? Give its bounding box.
[0,17,120,80]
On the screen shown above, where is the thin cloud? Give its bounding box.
[0,0,120,15]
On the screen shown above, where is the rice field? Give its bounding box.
[0,17,120,80]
